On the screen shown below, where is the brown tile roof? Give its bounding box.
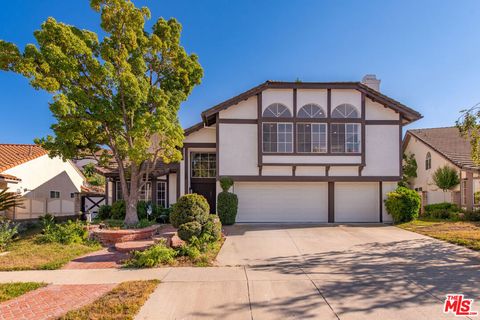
[406,127,479,170]
[0,144,48,172]
[101,160,179,177]
[0,173,21,181]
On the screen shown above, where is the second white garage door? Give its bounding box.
[234,182,328,223]
[335,182,379,222]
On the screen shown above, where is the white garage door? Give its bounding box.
[235,182,328,223]
[335,182,379,222]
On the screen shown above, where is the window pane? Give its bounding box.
[297,124,311,152]
[263,123,277,152]
[331,123,345,152]
[312,123,327,153]
[157,181,166,208]
[345,123,360,153]
[191,153,216,178]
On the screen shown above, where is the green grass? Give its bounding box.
[0,282,47,302]
[59,280,159,320]
[397,219,480,250]
[0,228,101,271]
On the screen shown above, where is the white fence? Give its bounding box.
[6,198,76,220]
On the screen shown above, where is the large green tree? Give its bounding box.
[0,0,203,225]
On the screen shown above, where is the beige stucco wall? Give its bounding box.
[219,96,257,119]
[168,173,177,205]
[262,89,293,115]
[184,125,216,143]
[3,155,85,218]
[404,134,459,204]
[331,89,361,116]
[218,123,259,176]
[362,125,400,176]
[297,89,328,115]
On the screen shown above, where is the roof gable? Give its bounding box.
[405,127,478,170]
[0,144,48,172]
[200,81,422,125]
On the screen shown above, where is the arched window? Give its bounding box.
[425,152,432,170]
[331,104,359,118]
[297,104,326,118]
[263,103,292,118]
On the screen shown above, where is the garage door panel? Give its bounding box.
[235,182,328,223]
[335,182,379,222]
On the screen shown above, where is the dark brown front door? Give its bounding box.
[191,179,216,213]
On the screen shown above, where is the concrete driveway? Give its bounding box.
[137,224,480,319]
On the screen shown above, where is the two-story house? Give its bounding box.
[104,75,422,223]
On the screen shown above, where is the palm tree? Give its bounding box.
[0,189,23,212]
[432,166,460,202]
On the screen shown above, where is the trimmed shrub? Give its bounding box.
[170,194,209,228]
[201,214,222,241]
[111,200,126,220]
[0,219,18,251]
[385,187,421,223]
[126,241,177,268]
[424,202,459,219]
[464,210,480,221]
[37,220,89,245]
[97,205,112,220]
[177,221,202,242]
[217,192,238,225]
[219,177,234,192]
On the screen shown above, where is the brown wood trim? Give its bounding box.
[379,181,383,222]
[328,182,334,223]
[176,168,180,199]
[184,122,205,136]
[399,116,403,177]
[184,148,189,194]
[262,163,362,167]
[222,175,401,182]
[259,165,263,176]
[218,118,258,124]
[257,93,262,169]
[292,165,296,176]
[358,165,364,176]
[183,143,216,148]
[326,165,330,176]
[166,174,170,207]
[365,120,401,125]
[216,114,220,179]
[191,177,216,183]
[293,88,297,154]
[201,81,422,125]
[361,93,366,169]
[261,117,362,123]
[262,152,361,156]
[327,89,332,154]
[105,179,109,205]
[151,177,157,205]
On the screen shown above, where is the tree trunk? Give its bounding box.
[124,196,139,226]
[123,169,139,226]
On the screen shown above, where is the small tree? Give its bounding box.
[0,0,203,225]
[432,166,460,201]
[399,152,417,188]
[217,177,238,225]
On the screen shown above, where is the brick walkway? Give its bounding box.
[0,284,115,320]
[62,248,129,269]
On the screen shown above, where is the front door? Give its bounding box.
[190,152,217,213]
[191,179,216,213]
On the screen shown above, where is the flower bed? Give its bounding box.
[91,225,161,245]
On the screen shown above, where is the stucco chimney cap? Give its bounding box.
[361,74,381,91]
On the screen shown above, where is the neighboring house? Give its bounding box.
[403,127,479,210]
[0,144,86,220]
[104,75,422,223]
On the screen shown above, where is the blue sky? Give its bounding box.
[1,0,480,143]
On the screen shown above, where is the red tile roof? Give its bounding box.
[0,144,48,172]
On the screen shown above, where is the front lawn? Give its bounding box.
[0,282,47,302]
[397,219,480,251]
[0,228,101,271]
[59,280,159,320]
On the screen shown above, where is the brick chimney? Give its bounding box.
[361,74,381,91]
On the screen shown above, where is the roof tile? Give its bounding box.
[0,144,48,172]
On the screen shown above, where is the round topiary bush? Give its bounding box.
[385,186,421,223]
[201,214,222,241]
[219,176,234,192]
[217,192,238,225]
[177,221,202,242]
[170,194,210,228]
